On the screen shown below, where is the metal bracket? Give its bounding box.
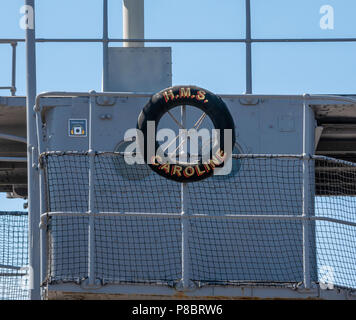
[175,279,197,292]
[80,278,103,290]
[239,98,260,105]
[31,146,38,170]
[96,95,117,106]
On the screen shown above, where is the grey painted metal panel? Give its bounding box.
[106,47,172,92]
[43,97,315,154]
[46,282,356,300]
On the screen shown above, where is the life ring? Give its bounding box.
[137,85,236,182]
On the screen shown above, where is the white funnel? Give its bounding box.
[123,0,144,47]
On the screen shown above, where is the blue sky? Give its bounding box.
[0,0,356,209]
[1,0,356,96]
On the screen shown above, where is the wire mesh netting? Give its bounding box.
[40,152,356,290]
[0,212,29,300]
[314,157,356,289]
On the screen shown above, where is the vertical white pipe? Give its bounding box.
[25,0,41,300]
[88,91,96,286]
[102,0,109,91]
[35,103,47,294]
[245,0,252,94]
[181,182,190,289]
[302,96,311,289]
[11,42,17,96]
[123,0,144,47]
[181,105,190,289]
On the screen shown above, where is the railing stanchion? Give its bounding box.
[10,42,17,96]
[245,0,252,94]
[25,0,41,300]
[302,96,311,289]
[88,91,96,287]
[180,105,191,289]
[181,182,190,289]
[36,100,48,294]
[102,0,109,91]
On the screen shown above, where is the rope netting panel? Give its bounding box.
[0,212,29,300]
[40,152,356,289]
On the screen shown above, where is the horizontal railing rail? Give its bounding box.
[2,37,356,43]
[33,91,356,113]
[1,34,356,97]
[39,211,356,228]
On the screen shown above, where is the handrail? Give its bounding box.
[0,35,355,98]
[2,37,356,43]
[0,157,27,162]
[34,91,356,113]
[39,211,356,229]
[0,132,27,144]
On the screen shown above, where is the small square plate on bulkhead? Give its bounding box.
[68,119,87,137]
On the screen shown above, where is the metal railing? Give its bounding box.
[38,150,356,291]
[1,1,356,96]
[0,41,17,96]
